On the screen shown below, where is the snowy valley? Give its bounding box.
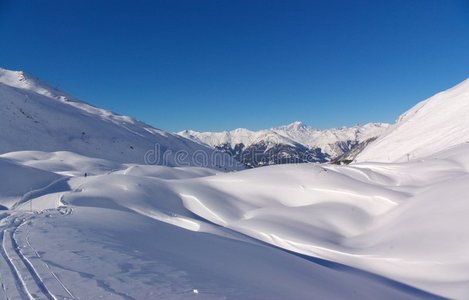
[0,68,469,299]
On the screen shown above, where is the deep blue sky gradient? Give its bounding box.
[1,0,469,131]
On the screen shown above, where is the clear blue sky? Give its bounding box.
[1,0,468,132]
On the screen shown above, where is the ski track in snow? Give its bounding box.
[1,216,54,300]
[20,218,76,299]
[0,213,29,300]
[0,211,77,300]
[0,207,137,300]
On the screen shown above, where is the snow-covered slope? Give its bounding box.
[0,156,62,208]
[0,68,241,170]
[1,69,467,299]
[1,143,468,299]
[356,78,469,162]
[179,121,388,166]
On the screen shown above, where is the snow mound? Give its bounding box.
[1,151,124,176]
[0,157,62,208]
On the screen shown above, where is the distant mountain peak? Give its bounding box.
[283,121,308,131]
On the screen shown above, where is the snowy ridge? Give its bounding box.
[0,67,242,170]
[356,78,469,162]
[0,68,70,101]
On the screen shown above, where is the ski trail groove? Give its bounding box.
[0,209,76,300]
[1,228,35,300]
[21,224,75,299]
[0,225,9,300]
[2,216,55,300]
[0,213,28,300]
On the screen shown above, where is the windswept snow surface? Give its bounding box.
[1,143,468,299]
[356,78,469,163]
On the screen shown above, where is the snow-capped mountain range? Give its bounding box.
[179,121,389,167]
[0,68,241,170]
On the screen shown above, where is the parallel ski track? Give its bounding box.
[0,212,74,300]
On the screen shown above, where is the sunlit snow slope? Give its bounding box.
[356,78,469,162]
[1,149,457,300]
[0,68,241,170]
